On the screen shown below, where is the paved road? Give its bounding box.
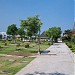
[15,43,74,75]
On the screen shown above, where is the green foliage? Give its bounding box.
[0,45,3,49]
[66,43,72,48]
[20,15,43,37]
[71,35,75,44]
[4,42,7,46]
[25,44,29,48]
[64,30,72,34]
[17,28,25,39]
[48,42,51,45]
[7,24,17,35]
[65,42,75,53]
[2,40,6,43]
[63,29,72,41]
[16,43,20,47]
[45,27,62,43]
[7,24,18,37]
[7,24,18,44]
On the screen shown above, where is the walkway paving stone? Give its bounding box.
[15,43,74,75]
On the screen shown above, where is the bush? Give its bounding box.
[4,42,7,46]
[48,42,51,45]
[2,40,6,43]
[0,46,2,48]
[71,35,75,44]
[66,43,72,48]
[0,46,3,50]
[16,43,20,47]
[25,44,29,48]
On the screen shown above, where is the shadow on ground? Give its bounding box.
[25,72,69,75]
[41,50,50,55]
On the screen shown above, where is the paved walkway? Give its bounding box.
[15,43,74,75]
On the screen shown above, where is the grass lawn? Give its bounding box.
[0,55,35,75]
[0,40,50,75]
[0,41,50,55]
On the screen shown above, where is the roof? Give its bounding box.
[40,31,49,38]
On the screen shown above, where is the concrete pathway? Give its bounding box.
[15,43,74,75]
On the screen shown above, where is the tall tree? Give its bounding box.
[17,28,25,40]
[20,15,43,38]
[45,27,62,44]
[63,29,72,41]
[7,24,18,42]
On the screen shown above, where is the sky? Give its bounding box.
[0,0,74,34]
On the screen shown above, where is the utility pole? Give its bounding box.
[38,26,41,54]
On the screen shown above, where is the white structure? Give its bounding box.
[0,32,7,40]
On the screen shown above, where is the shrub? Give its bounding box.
[0,46,3,50]
[16,43,20,47]
[67,43,72,48]
[2,40,6,43]
[71,35,75,44]
[4,42,7,46]
[0,46,2,48]
[48,42,51,45]
[25,44,29,48]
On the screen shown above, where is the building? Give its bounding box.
[0,32,7,40]
[40,31,49,41]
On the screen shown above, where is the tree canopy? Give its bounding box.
[7,24,17,35]
[45,27,62,43]
[17,28,25,40]
[63,29,72,41]
[20,15,43,37]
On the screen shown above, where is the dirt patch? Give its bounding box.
[7,52,32,57]
[0,55,21,61]
[9,62,21,68]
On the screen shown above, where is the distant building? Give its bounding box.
[40,31,49,41]
[0,32,7,40]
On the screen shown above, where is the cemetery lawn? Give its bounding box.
[0,41,50,55]
[0,40,50,74]
[0,55,35,75]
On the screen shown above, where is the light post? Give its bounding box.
[38,25,41,54]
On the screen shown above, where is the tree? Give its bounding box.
[17,28,25,40]
[20,15,43,54]
[20,15,43,38]
[71,35,75,44]
[7,24,18,42]
[45,27,62,44]
[63,29,72,41]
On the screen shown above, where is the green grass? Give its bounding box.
[0,41,50,54]
[0,56,35,75]
[70,43,75,53]
[0,40,50,75]
[65,41,75,53]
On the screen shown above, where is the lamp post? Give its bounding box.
[38,25,41,54]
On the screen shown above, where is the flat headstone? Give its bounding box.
[8,59,16,62]
[22,61,28,63]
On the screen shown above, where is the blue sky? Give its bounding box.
[0,0,74,33]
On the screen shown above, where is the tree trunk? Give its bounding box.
[54,38,58,43]
[51,38,53,45]
[12,35,16,44]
